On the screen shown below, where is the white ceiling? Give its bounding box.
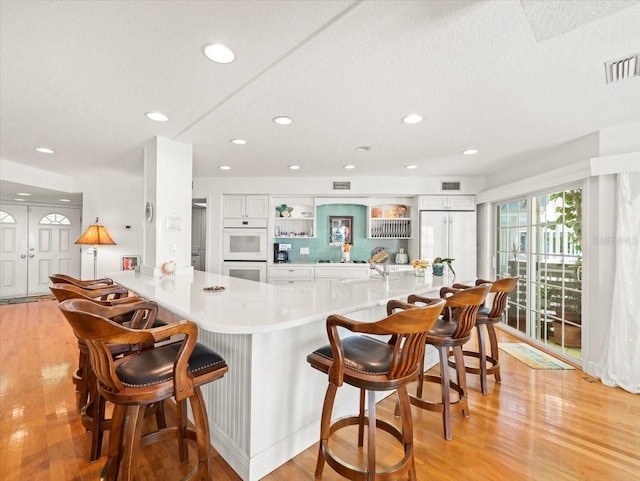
[1,0,639,203]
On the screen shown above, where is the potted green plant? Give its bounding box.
[432,257,455,276]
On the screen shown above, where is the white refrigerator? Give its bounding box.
[419,210,477,282]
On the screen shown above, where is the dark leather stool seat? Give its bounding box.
[308,298,444,481]
[59,298,227,481]
[117,342,225,387]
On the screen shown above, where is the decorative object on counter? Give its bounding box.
[372,208,382,218]
[329,215,353,245]
[432,257,455,276]
[275,204,293,217]
[395,248,408,264]
[161,261,176,277]
[301,211,312,218]
[203,285,225,292]
[121,255,140,271]
[369,246,389,263]
[397,204,408,218]
[411,259,429,277]
[341,243,352,263]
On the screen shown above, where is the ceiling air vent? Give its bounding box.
[441,181,461,191]
[605,53,639,84]
[332,181,351,190]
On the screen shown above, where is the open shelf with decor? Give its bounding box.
[273,199,315,238]
[367,203,411,239]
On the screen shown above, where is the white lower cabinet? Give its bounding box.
[314,266,370,280]
[268,265,315,283]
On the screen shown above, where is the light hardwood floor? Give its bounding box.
[1,299,638,481]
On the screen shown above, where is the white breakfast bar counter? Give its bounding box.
[108,269,449,481]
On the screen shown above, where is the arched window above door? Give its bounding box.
[39,213,72,225]
[0,211,17,223]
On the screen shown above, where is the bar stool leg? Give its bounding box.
[397,386,416,481]
[102,404,126,481]
[190,387,212,480]
[367,390,376,481]
[119,405,145,481]
[477,324,489,395]
[438,347,452,440]
[487,324,501,383]
[452,345,469,417]
[177,399,188,463]
[315,383,338,479]
[358,388,365,447]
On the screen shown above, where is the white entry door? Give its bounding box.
[0,205,29,298]
[0,204,81,297]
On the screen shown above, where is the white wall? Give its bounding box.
[74,173,144,279]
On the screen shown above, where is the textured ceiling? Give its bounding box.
[1,0,639,202]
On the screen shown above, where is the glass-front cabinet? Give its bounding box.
[272,198,316,238]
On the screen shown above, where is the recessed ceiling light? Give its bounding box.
[202,43,235,64]
[231,138,247,145]
[402,114,423,124]
[288,165,301,170]
[145,112,168,122]
[344,165,356,170]
[13,198,26,202]
[355,146,371,152]
[219,166,231,170]
[59,198,71,202]
[462,149,478,155]
[405,165,418,170]
[16,192,31,196]
[35,147,55,154]
[273,116,292,125]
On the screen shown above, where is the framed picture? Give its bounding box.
[121,255,140,271]
[329,216,353,246]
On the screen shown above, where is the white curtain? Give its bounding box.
[597,172,640,393]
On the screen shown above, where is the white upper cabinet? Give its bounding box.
[418,195,475,211]
[223,195,269,218]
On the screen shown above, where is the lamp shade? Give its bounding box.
[75,218,116,246]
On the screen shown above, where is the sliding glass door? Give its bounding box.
[496,187,583,359]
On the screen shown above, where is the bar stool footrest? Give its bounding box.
[321,415,412,481]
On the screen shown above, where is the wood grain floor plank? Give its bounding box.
[1,299,639,480]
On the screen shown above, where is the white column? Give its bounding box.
[141,137,193,277]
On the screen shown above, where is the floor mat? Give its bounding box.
[499,342,575,370]
[0,295,55,305]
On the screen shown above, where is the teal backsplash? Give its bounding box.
[278,204,408,263]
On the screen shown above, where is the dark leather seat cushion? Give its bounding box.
[312,336,393,375]
[116,342,226,387]
[426,318,457,337]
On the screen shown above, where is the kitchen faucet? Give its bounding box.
[369,261,391,287]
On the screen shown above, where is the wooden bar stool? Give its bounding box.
[307,298,445,481]
[58,298,228,481]
[407,284,490,440]
[51,286,164,462]
[49,273,115,288]
[50,282,138,409]
[450,277,519,395]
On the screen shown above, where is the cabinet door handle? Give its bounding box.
[29,254,35,258]
[20,254,27,258]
